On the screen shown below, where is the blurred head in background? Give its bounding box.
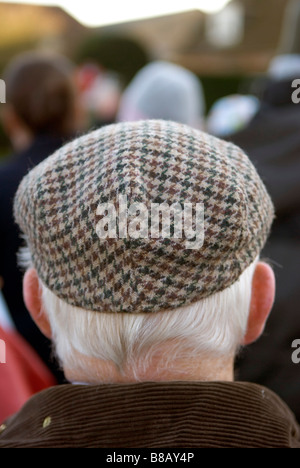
[1,51,85,152]
[268,53,300,81]
[76,62,122,128]
[206,94,260,138]
[117,61,205,129]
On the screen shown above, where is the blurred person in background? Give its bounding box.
[76,62,122,129]
[225,54,300,422]
[117,61,205,129]
[0,288,56,424]
[206,94,260,138]
[0,51,86,382]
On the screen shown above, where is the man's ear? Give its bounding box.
[23,268,52,339]
[243,262,275,345]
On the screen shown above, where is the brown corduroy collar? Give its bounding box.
[0,381,299,448]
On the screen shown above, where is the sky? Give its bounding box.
[2,0,232,27]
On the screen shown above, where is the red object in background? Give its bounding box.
[76,63,101,92]
[0,326,57,423]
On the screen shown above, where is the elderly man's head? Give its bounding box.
[14,120,275,383]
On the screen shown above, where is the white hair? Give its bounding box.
[19,245,256,381]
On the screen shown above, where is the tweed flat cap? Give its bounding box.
[14,120,274,313]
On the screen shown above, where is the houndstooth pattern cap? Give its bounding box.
[14,120,274,313]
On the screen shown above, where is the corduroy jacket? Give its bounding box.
[0,381,299,448]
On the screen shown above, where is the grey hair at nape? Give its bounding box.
[40,259,257,382]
